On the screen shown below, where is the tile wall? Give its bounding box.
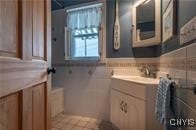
[52,65,111,121]
[52,58,157,121]
[158,43,196,130]
[106,58,158,76]
[52,43,196,129]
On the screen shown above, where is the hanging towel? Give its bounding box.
[155,77,175,130]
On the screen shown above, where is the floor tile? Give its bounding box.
[86,122,97,129]
[52,120,59,127]
[61,124,74,130]
[61,118,70,124]
[71,126,83,130]
[76,121,88,127]
[82,128,91,130]
[52,114,116,130]
[80,117,91,122]
[54,122,65,129]
[68,118,80,125]
[88,118,101,125]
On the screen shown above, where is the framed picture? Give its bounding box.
[162,0,177,43]
[162,0,171,13]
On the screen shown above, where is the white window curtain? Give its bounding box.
[65,4,103,60]
[67,6,102,30]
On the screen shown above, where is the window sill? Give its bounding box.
[67,57,100,61]
[53,60,105,67]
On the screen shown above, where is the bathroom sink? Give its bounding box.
[112,75,159,85]
[111,75,160,101]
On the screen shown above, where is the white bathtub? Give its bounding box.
[51,87,64,118]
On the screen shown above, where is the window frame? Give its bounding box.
[71,29,100,59]
[64,0,106,63]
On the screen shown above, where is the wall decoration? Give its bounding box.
[162,0,176,43]
[113,0,120,50]
[162,0,171,13]
[180,16,196,45]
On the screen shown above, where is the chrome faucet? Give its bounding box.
[141,65,151,77]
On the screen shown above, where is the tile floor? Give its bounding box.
[52,113,118,130]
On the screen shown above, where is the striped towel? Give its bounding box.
[155,77,174,130]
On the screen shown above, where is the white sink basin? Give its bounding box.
[112,75,159,85]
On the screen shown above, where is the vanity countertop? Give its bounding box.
[112,75,159,85]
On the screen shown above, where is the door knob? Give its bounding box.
[47,67,56,74]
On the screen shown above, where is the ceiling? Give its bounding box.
[52,0,98,11]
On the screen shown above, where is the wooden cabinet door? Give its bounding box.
[125,95,145,130]
[111,89,125,130]
[0,93,20,130]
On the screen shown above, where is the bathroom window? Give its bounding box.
[65,3,105,61]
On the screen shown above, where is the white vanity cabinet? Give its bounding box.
[110,76,163,130]
[111,89,145,130]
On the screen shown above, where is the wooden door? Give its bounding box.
[125,95,145,130]
[32,0,45,59]
[0,0,52,130]
[32,84,46,130]
[21,83,47,130]
[0,0,19,57]
[0,93,20,130]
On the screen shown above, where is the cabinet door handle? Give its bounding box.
[124,103,127,113]
[120,101,124,111]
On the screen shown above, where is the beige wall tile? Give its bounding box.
[187,42,196,58]
[159,43,196,120]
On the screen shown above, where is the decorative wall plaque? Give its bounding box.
[113,0,120,50]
